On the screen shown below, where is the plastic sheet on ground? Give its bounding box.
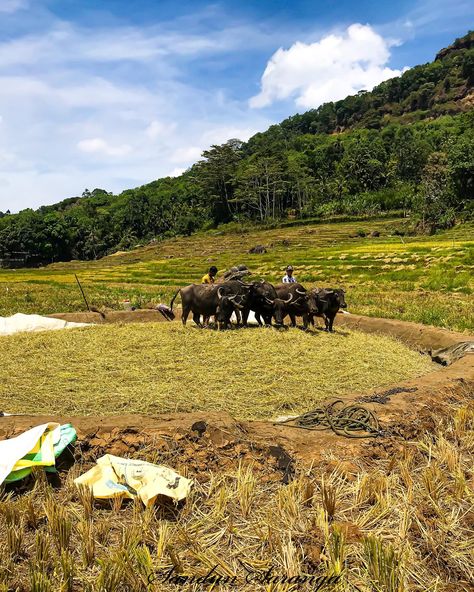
[0,313,90,336]
[230,310,260,325]
[74,454,193,507]
[0,423,77,485]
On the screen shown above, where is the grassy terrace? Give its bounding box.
[0,217,473,331]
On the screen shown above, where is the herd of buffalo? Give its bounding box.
[169,280,347,331]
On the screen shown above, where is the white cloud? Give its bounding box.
[0,9,278,212]
[200,125,261,146]
[250,24,406,109]
[0,0,27,13]
[403,0,473,31]
[169,146,203,164]
[168,167,186,177]
[0,21,234,69]
[77,138,131,157]
[145,120,176,140]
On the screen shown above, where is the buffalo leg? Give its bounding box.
[181,305,191,326]
[264,314,273,326]
[328,313,336,332]
[193,312,203,327]
[289,313,297,327]
[234,309,242,326]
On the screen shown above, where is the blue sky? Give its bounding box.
[0,0,472,212]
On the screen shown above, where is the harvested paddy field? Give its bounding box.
[1,218,472,331]
[0,323,435,418]
[1,393,473,592]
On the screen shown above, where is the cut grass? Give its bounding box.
[0,323,434,419]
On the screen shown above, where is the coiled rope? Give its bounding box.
[274,400,381,438]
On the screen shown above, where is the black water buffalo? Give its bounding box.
[215,285,249,329]
[309,288,347,332]
[240,280,292,327]
[275,283,318,329]
[170,281,250,328]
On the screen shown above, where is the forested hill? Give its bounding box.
[1,32,473,264]
[263,30,474,138]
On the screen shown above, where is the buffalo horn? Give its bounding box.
[284,293,294,304]
[295,288,306,295]
[228,294,244,309]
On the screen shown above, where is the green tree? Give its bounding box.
[194,139,243,224]
[417,152,455,231]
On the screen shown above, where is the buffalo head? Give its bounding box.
[216,288,245,329]
[265,292,293,326]
[325,288,347,309]
[316,288,347,311]
[306,290,319,315]
[336,289,347,309]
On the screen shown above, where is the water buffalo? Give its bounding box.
[240,280,292,327]
[309,288,347,332]
[170,281,250,328]
[275,283,318,329]
[215,286,248,329]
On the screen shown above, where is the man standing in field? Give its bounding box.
[202,266,218,284]
[282,265,297,283]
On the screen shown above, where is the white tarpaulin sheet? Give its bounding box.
[230,310,260,325]
[0,313,90,336]
[0,422,59,485]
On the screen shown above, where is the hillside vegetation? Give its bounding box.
[0,32,473,264]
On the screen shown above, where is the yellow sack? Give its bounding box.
[74,454,192,507]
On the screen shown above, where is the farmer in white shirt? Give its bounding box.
[282,265,297,283]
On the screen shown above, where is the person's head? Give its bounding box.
[209,266,218,277]
[286,265,294,276]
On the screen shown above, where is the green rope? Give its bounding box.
[274,400,381,438]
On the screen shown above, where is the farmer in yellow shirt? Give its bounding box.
[201,266,218,284]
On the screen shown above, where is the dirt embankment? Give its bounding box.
[2,312,473,471]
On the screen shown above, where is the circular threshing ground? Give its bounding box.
[0,311,472,470]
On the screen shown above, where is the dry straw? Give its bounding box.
[0,400,472,591]
[0,323,434,419]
